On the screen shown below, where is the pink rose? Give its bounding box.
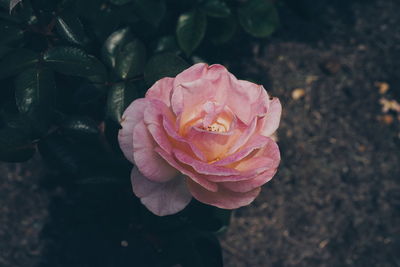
[118,63,281,216]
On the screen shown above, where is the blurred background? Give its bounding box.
[1,0,399,266]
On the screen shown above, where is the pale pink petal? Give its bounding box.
[173,63,229,88]
[143,99,175,153]
[205,137,280,182]
[185,125,235,162]
[173,149,240,176]
[202,101,224,128]
[173,63,208,88]
[118,99,148,163]
[187,179,261,209]
[132,121,178,182]
[227,79,270,125]
[171,73,229,118]
[212,134,270,166]
[232,139,280,173]
[203,64,230,80]
[162,117,207,161]
[222,168,278,193]
[155,147,218,192]
[131,167,192,216]
[225,118,257,155]
[258,97,282,137]
[145,77,174,106]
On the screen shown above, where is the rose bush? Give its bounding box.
[119,63,281,216]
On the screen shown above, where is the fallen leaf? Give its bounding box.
[379,98,400,113]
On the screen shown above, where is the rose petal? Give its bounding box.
[155,147,218,192]
[212,134,270,166]
[173,63,229,89]
[232,139,280,173]
[118,99,148,163]
[143,99,175,154]
[173,63,208,88]
[173,149,240,176]
[227,79,270,125]
[187,179,261,209]
[131,167,192,216]
[225,117,257,155]
[145,77,174,107]
[171,67,230,117]
[259,97,282,137]
[162,116,207,161]
[205,137,280,182]
[185,124,238,162]
[222,168,278,193]
[132,121,178,182]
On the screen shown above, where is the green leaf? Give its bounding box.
[15,67,56,135]
[153,35,179,54]
[114,39,146,80]
[106,82,138,123]
[102,27,133,69]
[0,126,35,163]
[15,67,55,115]
[131,0,166,27]
[203,0,231,18]
[207,15,237,45]
[176,10,207,56]
[144,53,189,86]
[61,117,99,137]
[238,0,279,38]
[0,45,12,59]
[0,22,24,46]
[109,0,133,6]
[5,0,37,25]
[0,113,35,163]
[43,46,107,77]
[55,15,88,46]
[9,0,22,12]
[37,132,81,175]
[0,49,38,79]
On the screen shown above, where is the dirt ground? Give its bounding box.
[1,0,400,266]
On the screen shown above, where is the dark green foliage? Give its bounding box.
[0,0,281,265]
[176,9,207,56]
[15,67,55,134]
[55,15,88,46]
[114,39,146,79]
[43,46,106,77]
[102,27,133,69]
[0,49,38,79]
[238,0,280,38]
[144,53,189,86]
[106,81,139,123]
[0,114,35,162]
[61,116,99,137]
[202,0,232,18]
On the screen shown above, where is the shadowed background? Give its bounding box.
[1,0,399,266]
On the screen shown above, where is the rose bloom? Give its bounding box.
[118,63,281,216]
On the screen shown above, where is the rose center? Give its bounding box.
[201,122,227,132]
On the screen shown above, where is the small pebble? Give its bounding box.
[375,82,390,94]
[291,88,306,100]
